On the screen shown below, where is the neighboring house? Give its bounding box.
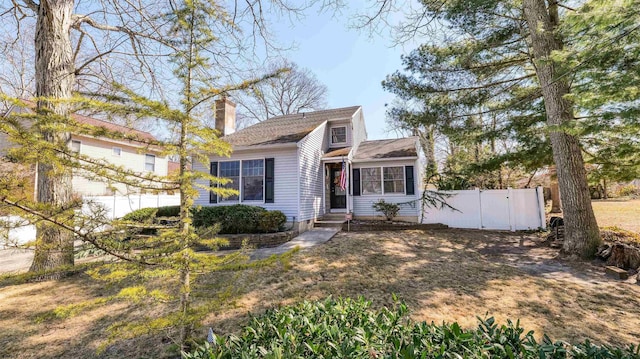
[194,99,422,232]
[0,103,169,197]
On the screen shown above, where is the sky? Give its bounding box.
[269,6,416,140]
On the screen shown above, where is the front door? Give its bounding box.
[330,165,347,209]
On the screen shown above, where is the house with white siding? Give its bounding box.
[1,103,170,197]
[194,100,423,232]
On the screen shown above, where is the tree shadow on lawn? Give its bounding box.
[2,229,640,358]
[0,268,179,359]
[202,229,640,348]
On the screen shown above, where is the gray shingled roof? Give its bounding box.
[223,106,361,147]
[353,137,418,160]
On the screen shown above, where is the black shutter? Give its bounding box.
[265,158,274,203]
[352,168,361,196]
[405,165,415,195]
[209,161,218,203]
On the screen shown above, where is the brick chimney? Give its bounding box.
[215,97,236,136]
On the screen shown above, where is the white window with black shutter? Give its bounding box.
[209,158,274,203]
[352,165,414,196]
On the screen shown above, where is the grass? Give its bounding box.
[2,229,640,358]
[592,198,640,233]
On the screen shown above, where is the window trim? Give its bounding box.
[144,154,156,172]
[359,165,406,196]
[330,126,348,145]
[112,147,122,157]
[70,139,81,153]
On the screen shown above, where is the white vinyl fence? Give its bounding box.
[2,194,180,247]
[84,194,181,220]
[421,187,546,231]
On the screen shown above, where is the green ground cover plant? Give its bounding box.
[185,296,640,359]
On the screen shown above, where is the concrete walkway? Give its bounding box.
[250,227,340,260]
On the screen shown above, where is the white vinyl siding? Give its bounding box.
[298,122,327,221]
[70,135,168,196]
[194,148,299,220]
[350,108,367,150]
[352,159,419,219]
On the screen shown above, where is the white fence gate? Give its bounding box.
[421,187,546,231]
[2,194,181,247]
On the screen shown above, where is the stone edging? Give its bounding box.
[217,230,297,250]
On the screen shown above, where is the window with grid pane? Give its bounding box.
[361,167,382,194]
[242,159,264,201]
[383,167,404,194]
[145,154,155,172]
[219,161,240,201]
[330,126,347,144]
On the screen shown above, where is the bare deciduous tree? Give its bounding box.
[235,59,328,126]
[0,0,322,275]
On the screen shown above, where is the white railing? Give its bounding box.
[2,194,181,247]
[421,187,546,231]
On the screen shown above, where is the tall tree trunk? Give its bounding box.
[523,0,600,258]
[29,0,76,274]
[415,126,437,182]
[550,180,562,212]
[549,166,562,213]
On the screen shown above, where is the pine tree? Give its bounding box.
[377,0,640,257]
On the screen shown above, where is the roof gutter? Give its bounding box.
[233,142,299,151]
[351,156,418,163]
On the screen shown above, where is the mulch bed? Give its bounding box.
[342,220,448,232]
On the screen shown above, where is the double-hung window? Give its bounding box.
[145,154,156,172]
[361,167,382,195]
[70,140,81,153]
[383,167,405,194]
[219,161,240,201]
[242,159,264,201]
[330,126,347,145]
[360,166,405,195]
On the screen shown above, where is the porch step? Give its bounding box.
[314,220,346,229]
[318,213,348,221]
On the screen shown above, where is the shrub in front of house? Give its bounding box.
[124,205,287,234]
[257,210,287,233]
[121,207,158,223]
[372,199,400,221]
[155,205,181,217]
[184,296,640,359]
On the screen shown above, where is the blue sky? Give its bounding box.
[270,8,415,140]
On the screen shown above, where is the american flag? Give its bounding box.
[339,158,347,191]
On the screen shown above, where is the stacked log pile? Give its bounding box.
[545,218,640,282]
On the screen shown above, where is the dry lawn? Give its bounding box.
[592,199,640,233]
[2,229,640,358]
